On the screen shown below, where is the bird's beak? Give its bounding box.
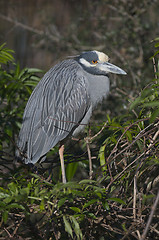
[98,62,127,75]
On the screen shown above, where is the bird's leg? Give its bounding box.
[59,144,66,183]
[85,137,93,179]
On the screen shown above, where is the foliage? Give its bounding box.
[0,173,123,239]
[130,37,159,122]
[0,42,159,240]
[0,43,43,154]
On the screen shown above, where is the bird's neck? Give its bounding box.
[85,71,110,108]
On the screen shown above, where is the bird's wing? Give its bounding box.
[17,59,90,163]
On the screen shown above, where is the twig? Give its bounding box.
[84,121,108,179]
[109,123,157,164]
[12,218,23,237]
[107,125,130,163]
[116,87,134,100]
[106,151,146,191]
[106,124,158,190]
[133,173,137,220]
[152,57,158,80]
[95,118,157,179]
[0,13,60,42]
[136,230,141,240]
[141,189,159,240]
[3,228,12,238]
[149,225,159,235]
[146,129,159,154]
[106,119,154,165]
[90,121,108,140]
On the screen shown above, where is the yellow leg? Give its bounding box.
[85,138,93,179]
[59,145,66,183]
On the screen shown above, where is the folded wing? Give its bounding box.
[17,59,90,163]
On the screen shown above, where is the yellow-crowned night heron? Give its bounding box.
[16,50,126,183]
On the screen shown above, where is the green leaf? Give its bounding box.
[0,43,14,64]
[130,96,142,110]
[2,210,8,224]
[0,200,6,208]
[86,212,96,219]
[136,139,143,151]
[14,63,20,76]
[66,162,78,181]
[70,207,81,213]
[23,80,38,87]
[0,44,14,64]
[142,194,155,205]
[79,179,96,185]
[126,130,132,141]
[102,201,110,210]
[107,114,111,123]
[18,68,29,79]
[99,144,107,171]
[107,197,126,205]
[26,68,43,73]
[20,187,30,196]
[143,101,159,108]
[6,203,25,210]
[28,196,42,201]
[95,192,102,198]
[150,50,159,58]
[154,42,159,48]
[63,216,73,238]
[154,37,159,41]
[4,196,13,204]
[122,223,127,231]
[0,42,6,50]
[8,182,18,195]
[83,199,98,209]
[0,192,10,199]
[71,216,83,240]
[40,200,45,211]
[30,173,40,179]
[58,197,67,208]
[150,107,159,122]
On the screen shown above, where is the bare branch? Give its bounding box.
[0,13,60,42]
[141,189,159,240]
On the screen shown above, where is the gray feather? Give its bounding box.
[17,59,90,163]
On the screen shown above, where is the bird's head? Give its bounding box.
[76,50,127,76]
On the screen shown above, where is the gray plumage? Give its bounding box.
[16,50,126,165]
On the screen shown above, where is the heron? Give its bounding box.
[16,50,126,183]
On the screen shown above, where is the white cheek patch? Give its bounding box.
[79,58,94,67]
[93,50,109,62]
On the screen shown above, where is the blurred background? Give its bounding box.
[0,0,158,73]
[1,0,159,119]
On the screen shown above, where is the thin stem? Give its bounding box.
[141,189,159,240]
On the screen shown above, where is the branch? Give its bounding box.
[0,13,60,42]
[141,189,159,240]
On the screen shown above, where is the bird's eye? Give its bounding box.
[92,60,98,64]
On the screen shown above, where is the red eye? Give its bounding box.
[92,60,98,64]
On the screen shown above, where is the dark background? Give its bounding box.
[1,0,159,122]
[0,0,158,73]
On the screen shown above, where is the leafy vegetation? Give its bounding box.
[0,41,158,240]
[0,43,43,155]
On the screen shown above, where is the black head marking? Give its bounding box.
[79,51,99,63]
